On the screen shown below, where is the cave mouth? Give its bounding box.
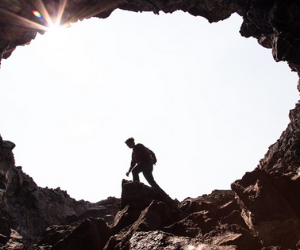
[0,6,299,202]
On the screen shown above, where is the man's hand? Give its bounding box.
[126,171,130,177]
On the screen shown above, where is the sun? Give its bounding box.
[45,21,70,43]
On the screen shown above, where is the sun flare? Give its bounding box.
[1,0,69,34]
[42,22,71,47]
[27,0,71,46]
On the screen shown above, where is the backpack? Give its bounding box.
[148,149,157,165]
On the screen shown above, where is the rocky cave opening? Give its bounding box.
[1,0,300,249]
[0,3,299,202]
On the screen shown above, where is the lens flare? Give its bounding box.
[2,0,101,35]
[32,10,43,19]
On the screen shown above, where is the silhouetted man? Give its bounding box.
[125,137,163,191]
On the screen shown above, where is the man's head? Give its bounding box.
[125,137,135,148]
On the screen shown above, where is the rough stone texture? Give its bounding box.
[38,217,112,250]
[129,231,199,250]
[0,230,27,250]
[231,102,300,249]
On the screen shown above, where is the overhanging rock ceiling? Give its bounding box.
[0,0,300,81]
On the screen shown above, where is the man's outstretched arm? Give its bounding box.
[126,158,136,176]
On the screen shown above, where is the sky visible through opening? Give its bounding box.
[0,10,299,202]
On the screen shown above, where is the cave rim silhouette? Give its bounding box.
[0,3,299,202]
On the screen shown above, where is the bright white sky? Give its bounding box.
[0,10,299,202]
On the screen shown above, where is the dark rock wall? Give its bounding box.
[231,102,300,248]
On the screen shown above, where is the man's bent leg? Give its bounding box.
[143,166,162,190]
[132,162,148,182]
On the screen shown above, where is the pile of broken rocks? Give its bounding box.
[1,178,261,250]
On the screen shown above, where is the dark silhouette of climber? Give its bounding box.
[125,137,164,191]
